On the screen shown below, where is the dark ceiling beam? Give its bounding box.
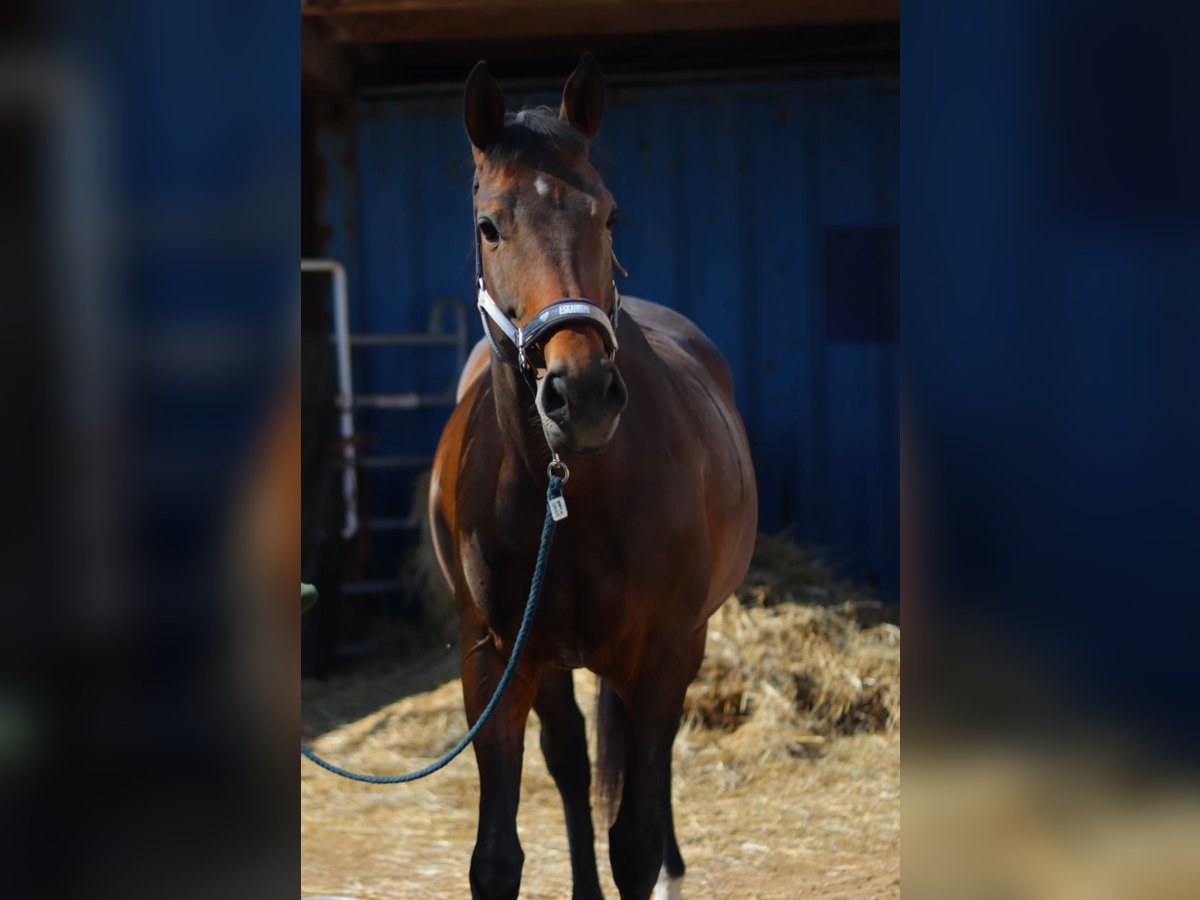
[302,20,352,93]
[302,0,899,44]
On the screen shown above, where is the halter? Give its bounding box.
[473,183,623,391]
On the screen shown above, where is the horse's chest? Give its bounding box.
[460,528,623,664]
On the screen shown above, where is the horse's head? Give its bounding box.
[465,54,628,456]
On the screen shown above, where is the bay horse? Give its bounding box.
[430,54,757,900]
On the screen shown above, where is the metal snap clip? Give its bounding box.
[546,456,570,483]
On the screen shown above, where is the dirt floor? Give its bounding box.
[302,537,899,898]
[302,659,897,899]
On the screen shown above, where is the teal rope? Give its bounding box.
[300,475,564,784]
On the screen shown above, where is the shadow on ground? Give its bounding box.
[301,645,460,742]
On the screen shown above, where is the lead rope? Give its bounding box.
[300,472,568,783]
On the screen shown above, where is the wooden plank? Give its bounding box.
[302,0,898,43]
[303,0,894,12]
[302,21,352,93]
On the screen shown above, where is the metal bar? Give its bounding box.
[430,297,469,375]
[366,517,420,532]
[357,68,899,100]
[336,333,462,347]
[356,455,433,470]
[349,392,456,409]
[454,305,467,374]
[302,258,359,540]
[340,580,407,596]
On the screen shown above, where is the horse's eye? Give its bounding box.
[606,209,618,230]
[478,219,500,244]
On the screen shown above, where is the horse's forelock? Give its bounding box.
[486,106,587,166]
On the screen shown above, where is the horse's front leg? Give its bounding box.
[656,754,685,900]
[535,667,605,900]
[609,628,704,900]
[461,619,541,900]
[608,703,679,900]
[604,660,690,900]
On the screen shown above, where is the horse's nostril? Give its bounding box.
[607,370,628,415]
[543,375,569,422]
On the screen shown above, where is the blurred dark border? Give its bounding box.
[8,0,1200,894]
[903,0,1200,759]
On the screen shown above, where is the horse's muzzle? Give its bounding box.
[537,359,628,455]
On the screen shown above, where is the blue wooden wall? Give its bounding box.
[315,74,899,599]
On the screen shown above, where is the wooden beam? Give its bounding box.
[302,0,898,44]
[302,20,353,93]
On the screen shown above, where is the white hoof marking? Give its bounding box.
[653,866,684,900]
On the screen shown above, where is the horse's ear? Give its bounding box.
[464,61,506,151]
[560,52,605,139]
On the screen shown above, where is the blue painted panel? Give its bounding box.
[316,76,900,598]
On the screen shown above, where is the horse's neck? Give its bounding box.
[489,360,551,480]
